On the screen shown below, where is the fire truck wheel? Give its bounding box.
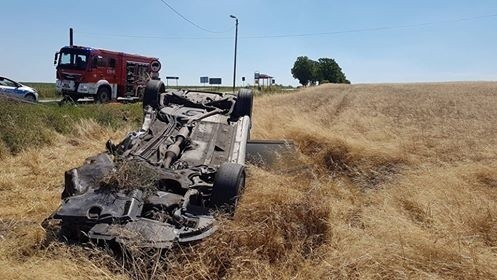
[97,87,111,103]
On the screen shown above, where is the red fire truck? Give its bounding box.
[54,46,160,102]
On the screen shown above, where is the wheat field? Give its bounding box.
[1,82,497,279]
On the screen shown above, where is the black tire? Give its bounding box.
[143,80,166,109]
[97,87,111,103]
[58,95,77,106]
[210,163,246,214]
[24,94,36,103]
[232,89,253,119]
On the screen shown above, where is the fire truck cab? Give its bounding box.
[55,46,159,103]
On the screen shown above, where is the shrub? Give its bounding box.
[0,98,142,155]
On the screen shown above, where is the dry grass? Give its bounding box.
[0,120,129,279]
[100,161,160,192]
[2,82,497,279]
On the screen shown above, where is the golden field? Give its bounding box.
[1,82,497,279]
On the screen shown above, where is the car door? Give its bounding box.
[0,77,19,98]
[3,78,27,99]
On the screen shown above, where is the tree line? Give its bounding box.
[291,56,350,86]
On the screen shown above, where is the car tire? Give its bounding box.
[97,87,111,103]
[143,80,166,109]
[210,163,246,215]
[24,94,36,103]
[232,89,253,119]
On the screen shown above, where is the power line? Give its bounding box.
[242,13,497,39]
[79,12,497,40]
[157,0,228,33]
[78,31,230,40]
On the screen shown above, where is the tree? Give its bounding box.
[316,58,350,84]
[291,56,316,86]
[291,56,350,86]
[310,59,321,85]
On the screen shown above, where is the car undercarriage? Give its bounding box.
[46,80,253,248]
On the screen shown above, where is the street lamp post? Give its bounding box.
[230,15,238,93]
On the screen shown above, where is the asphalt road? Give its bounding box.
[39,98,62,103]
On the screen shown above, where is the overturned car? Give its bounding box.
[46,80,254,249]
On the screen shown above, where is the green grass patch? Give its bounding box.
[19,83,296,99]
[22,82,58,99]
[0,98,143,155]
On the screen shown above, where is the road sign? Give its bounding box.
[165,76,179,80]
[209,78,222,85]
[200,76,209,84]
[242,77,246,82]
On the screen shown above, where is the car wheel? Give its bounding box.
[210,163,246,215]
[143,80,166,109]
[232,89,253,119]
[24,94,36,102]
[97,87,111,103]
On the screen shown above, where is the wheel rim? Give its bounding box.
[99,90,110,103]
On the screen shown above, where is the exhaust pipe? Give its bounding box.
[69,28,74,47]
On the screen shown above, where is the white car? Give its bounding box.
[0,76,39,102]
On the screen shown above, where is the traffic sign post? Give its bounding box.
[209,78,222,85]
[200,76,209,86]
[165,76,179,87]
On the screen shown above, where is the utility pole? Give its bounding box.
[69,27,74,46]
[230,15,238,93]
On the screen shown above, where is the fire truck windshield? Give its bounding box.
[58,51,89,70]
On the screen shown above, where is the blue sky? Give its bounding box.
[1,0,496,86]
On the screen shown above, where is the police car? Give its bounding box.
[0,76,39,102]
